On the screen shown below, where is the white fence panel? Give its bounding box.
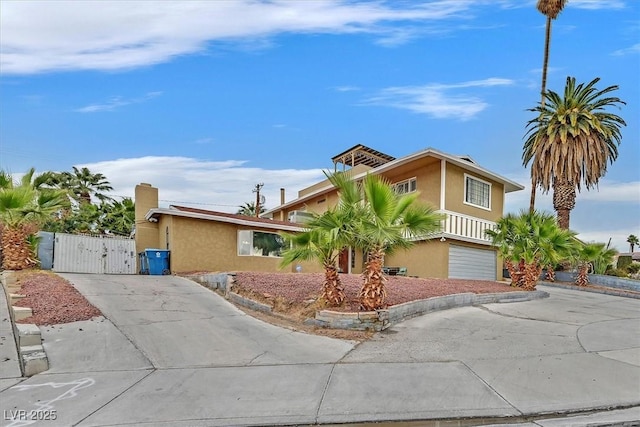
[53,233,136,274]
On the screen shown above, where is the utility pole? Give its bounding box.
[253,183,264,218]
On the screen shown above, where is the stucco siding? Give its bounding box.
[167,217,321,274]
[444,163,504,221]
[383,240,449,278]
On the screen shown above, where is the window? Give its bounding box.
[394,178,417,194]
[464,175,491,210]
[237,230,285,257]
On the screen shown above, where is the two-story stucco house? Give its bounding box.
[263,144,524,281]
[135,144,523,280]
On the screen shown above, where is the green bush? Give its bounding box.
[627,262,640,274]
[606,268,629,278]
[617,255,633,270]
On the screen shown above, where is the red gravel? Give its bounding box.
[233,271,520,312]
[14,271,102,325]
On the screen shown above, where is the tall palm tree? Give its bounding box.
[0,168,69,270]
[529,0,568,213]
[329,172,443,311]
[280,208,357,306]
[523,77,626,229]
[486,210,577,290]
[236,201,265,217]
[57,167,114,205]
[627,234,639,253]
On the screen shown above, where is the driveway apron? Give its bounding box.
[0,276,638,426]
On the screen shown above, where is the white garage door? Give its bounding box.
[448,245,496,281]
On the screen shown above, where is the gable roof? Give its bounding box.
[145,205,305,232]
[264,147,524,216]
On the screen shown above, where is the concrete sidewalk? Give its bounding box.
[1,274,638,426]
[0,283,23,393]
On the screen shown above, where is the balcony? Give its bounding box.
[437,210,496,245]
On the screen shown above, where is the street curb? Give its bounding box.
[539,281,640,299]
[1,271,49,377]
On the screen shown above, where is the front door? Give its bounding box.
[338,248,349,273]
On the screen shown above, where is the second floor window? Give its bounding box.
[394,178,417,194]
[464,175,491,209]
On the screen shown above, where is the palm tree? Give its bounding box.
[529,0,568,213]
[486,210,577,290]
[0,168,69,270]
[100,198,135,236]
[627,234,639,253]
[56,166,114,205]
[329,172,443,311]
[523,77,626,229]
[236,201,265,217]
[280,209,355,306]
[574,242,616,286]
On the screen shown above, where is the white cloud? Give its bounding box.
[361,78,514,120]
[78,156,326,212]
[612,43,640,56]
[1,1,484,74]
[75,91,162,113]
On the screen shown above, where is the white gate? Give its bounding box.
[53,233,136,274]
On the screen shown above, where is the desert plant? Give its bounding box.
[627,235,639,253]
[574,242,617,285]
[327,172,443,311]
[0,168,70,270]
[280,208,355,306]
[486,210,577,290]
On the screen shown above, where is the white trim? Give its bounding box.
[145,208,306,232]
[393,176,417,194]
[463,174,492,211]
[440,160,446,211]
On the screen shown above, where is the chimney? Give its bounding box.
[280,188,285,205]
[134,183,160,257]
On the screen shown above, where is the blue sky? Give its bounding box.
[1,0,638,252]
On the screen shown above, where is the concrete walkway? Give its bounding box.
[0,274,638,426]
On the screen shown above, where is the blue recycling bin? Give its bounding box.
[144,249,170,275]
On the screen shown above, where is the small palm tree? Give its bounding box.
[627,235,639,253]
[0,168,69,270]
[574,242,617,286]
[237,201,265,217]
[280,209,355,306]
[486,210,577,290]
[329,172,443,311]
[523,77,626,229]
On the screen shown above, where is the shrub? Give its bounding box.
[626,262,640,274]
[617,255,633,270]
[606,268,629,278]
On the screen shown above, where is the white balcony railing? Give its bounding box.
[437,210,496,244]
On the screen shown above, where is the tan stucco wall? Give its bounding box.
[384,240,449,278]
[166,216,321,274]
[381,157,441,208]
[444,163,504,221]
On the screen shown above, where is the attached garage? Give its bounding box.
[448,244,496,281]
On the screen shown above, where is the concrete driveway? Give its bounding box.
[1,274,639,426]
